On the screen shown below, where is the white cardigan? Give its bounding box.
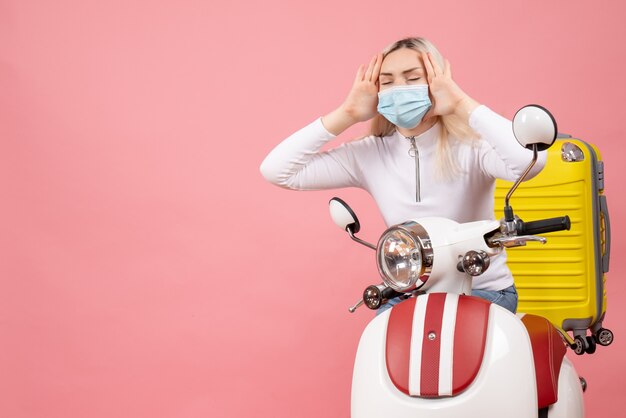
[260,105,546,290]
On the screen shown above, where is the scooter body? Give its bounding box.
[352,297,584,418]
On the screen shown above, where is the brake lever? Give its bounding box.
[490,235,547,248]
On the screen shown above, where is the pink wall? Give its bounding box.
[1,0,625,417]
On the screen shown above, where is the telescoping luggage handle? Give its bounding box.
[600,195,611,273]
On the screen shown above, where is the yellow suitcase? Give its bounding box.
[495,138,613,355]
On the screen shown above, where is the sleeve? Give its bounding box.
[469,105,547,182]
[259,118,363,190]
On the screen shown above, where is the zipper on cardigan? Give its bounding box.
[407,136,420,202]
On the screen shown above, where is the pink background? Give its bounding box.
[1,0,625,417]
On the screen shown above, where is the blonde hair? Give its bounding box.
[370,37,479,179]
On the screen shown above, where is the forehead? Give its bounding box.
[380,48,423,74]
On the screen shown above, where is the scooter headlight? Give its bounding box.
[376,222,433,292]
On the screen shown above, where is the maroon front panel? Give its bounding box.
[385,294,491,398]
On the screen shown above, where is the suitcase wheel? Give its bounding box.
[595,328,614,346]
[572,336,587,355]
[585,336,597,354]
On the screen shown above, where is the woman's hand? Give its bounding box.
[342,54,383,122]
[322,54,382,135]
[421,52,480,122]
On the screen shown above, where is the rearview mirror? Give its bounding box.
[329,197,360,233]
[512,105,557,151]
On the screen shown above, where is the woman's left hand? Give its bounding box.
[421,52,479,121]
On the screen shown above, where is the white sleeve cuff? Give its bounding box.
[468,104,493,131]
[316,117,337,139]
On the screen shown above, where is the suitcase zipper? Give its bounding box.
[407,136,420,202]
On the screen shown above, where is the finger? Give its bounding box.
[428,52,442,76]
[423,108,435,121]
[355,64,366,83]
[371,53,383,82]
[364,55,376,82]
[445,59,452,78]
[421,52,434,83]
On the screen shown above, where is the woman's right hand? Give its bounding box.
[321,54,382,136]
[342,54,383,122]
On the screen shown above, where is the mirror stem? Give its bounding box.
[347,228,377,250]
[504,144,538,222]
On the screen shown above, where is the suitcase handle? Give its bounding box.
[600,195,611,273]
[518,216,571,235]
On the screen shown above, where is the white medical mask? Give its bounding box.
[377,85,432,129]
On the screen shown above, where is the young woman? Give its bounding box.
[260,37,546,313]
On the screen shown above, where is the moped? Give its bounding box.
[328,106,586,418]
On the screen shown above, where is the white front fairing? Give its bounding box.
[352,303,538,418]
[410,218,502,295]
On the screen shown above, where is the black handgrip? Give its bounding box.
[518,216,571,235]
[381,287,404,301]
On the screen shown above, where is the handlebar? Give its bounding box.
[517,216,571,235]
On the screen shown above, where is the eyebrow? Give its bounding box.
[379,67,423,77]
